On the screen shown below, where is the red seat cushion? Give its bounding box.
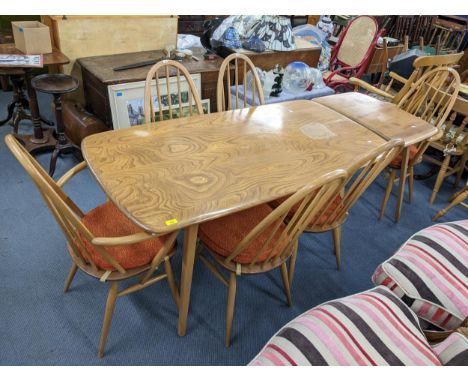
[77,201,172,271]
[199,204,288,265]
[270,190,343,226]
[389,145,418,168]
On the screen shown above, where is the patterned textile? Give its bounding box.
[246,16,296,52]
[249,286,442,365]
[389,144,419,168]
[372,220,468,330]
[431,332,468,366]
[199,203,288,265]
[77,201,173,271]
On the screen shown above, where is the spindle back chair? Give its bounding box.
[4,134,180,357]
[380,67,461,220]
[144,60,204,123]
[197,169,347,346]
[216,53,265,112]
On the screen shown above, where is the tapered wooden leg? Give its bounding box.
[98,281,119,358]
[288,240,298,288]
[225,272,237,347]
[380,169,396,220]
[432,188,468,221]
[332,226,341,270]
[430,155,450,204]
[164,258,180,311]
[280,263,292,306]
[63,262,78,293]
[395,147,409,223]
[178,224,199,336]
[408,165,414,204]
[454,153,467,188]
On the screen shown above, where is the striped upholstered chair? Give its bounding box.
[372,220,468,333]
[249,286,468,365]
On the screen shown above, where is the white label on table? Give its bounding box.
[300,123,336,139]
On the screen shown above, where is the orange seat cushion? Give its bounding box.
[270,191,343,226]
[77,201,172,271]
[199,204,288,265]
[389,145,418,168]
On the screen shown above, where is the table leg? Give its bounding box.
[395,147,409,223]
[24,69,47,144]
[15,69,56,154]
[178,223,199,337]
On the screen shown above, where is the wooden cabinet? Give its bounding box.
[78,48,225,128]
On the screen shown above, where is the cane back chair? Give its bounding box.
[216,52,265,112]
[379,67,461,221]
[323,15,384,91]
[144,59,204,123]
[271,139,404,271]
[5,134,180,358]
[197,169,347,347]
[350,52,464,105]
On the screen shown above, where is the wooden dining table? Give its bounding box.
[81,94,436,336]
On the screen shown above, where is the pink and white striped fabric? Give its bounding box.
[249,286,442,365]
[372,220,468,330]
[431,332,468,365]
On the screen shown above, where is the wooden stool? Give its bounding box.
[31,74,81,176]
[0,68,54,132]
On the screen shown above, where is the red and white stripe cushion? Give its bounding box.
[249,286,442,365]
[372,220,468,330]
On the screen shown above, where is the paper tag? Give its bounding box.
[165,218,178,226]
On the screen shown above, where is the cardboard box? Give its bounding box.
[12,21,52,54]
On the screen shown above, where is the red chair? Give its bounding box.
[323,16,384,91]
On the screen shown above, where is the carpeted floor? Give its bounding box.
[0,89,466,365]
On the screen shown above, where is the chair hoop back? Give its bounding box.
[4,134,137,275]
[397,66,461,129]
[144,60,204,124]
[216,53,265,112]
[310,139,405,228]
[224,169,347,269]
[336,16,379,68]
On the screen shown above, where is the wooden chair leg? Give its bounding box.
[408,165,414,204]
[430,155,450,204]
[63,262,78,293]
[164,258,180,311]
[395,148,409,223]
[288,240,298,288]
[280,263,292,306]
[432,188,468,221]
[379,169,396,220]
[98,281,119,358]
[332,226,341,270]
[454,154,467,188]
[225,272,237,348]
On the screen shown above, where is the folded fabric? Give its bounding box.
[249,286,442,365]
[372,220,468,331]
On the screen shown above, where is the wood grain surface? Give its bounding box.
[82,100,386,234]
[314,92,439,146]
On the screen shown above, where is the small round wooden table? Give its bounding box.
[31,73,81,176]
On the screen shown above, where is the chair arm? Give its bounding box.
[428,129,444,142]
[388,71,408,85]
[57,161,88,187]
[349,77,395,100]
[92,231,159,247]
